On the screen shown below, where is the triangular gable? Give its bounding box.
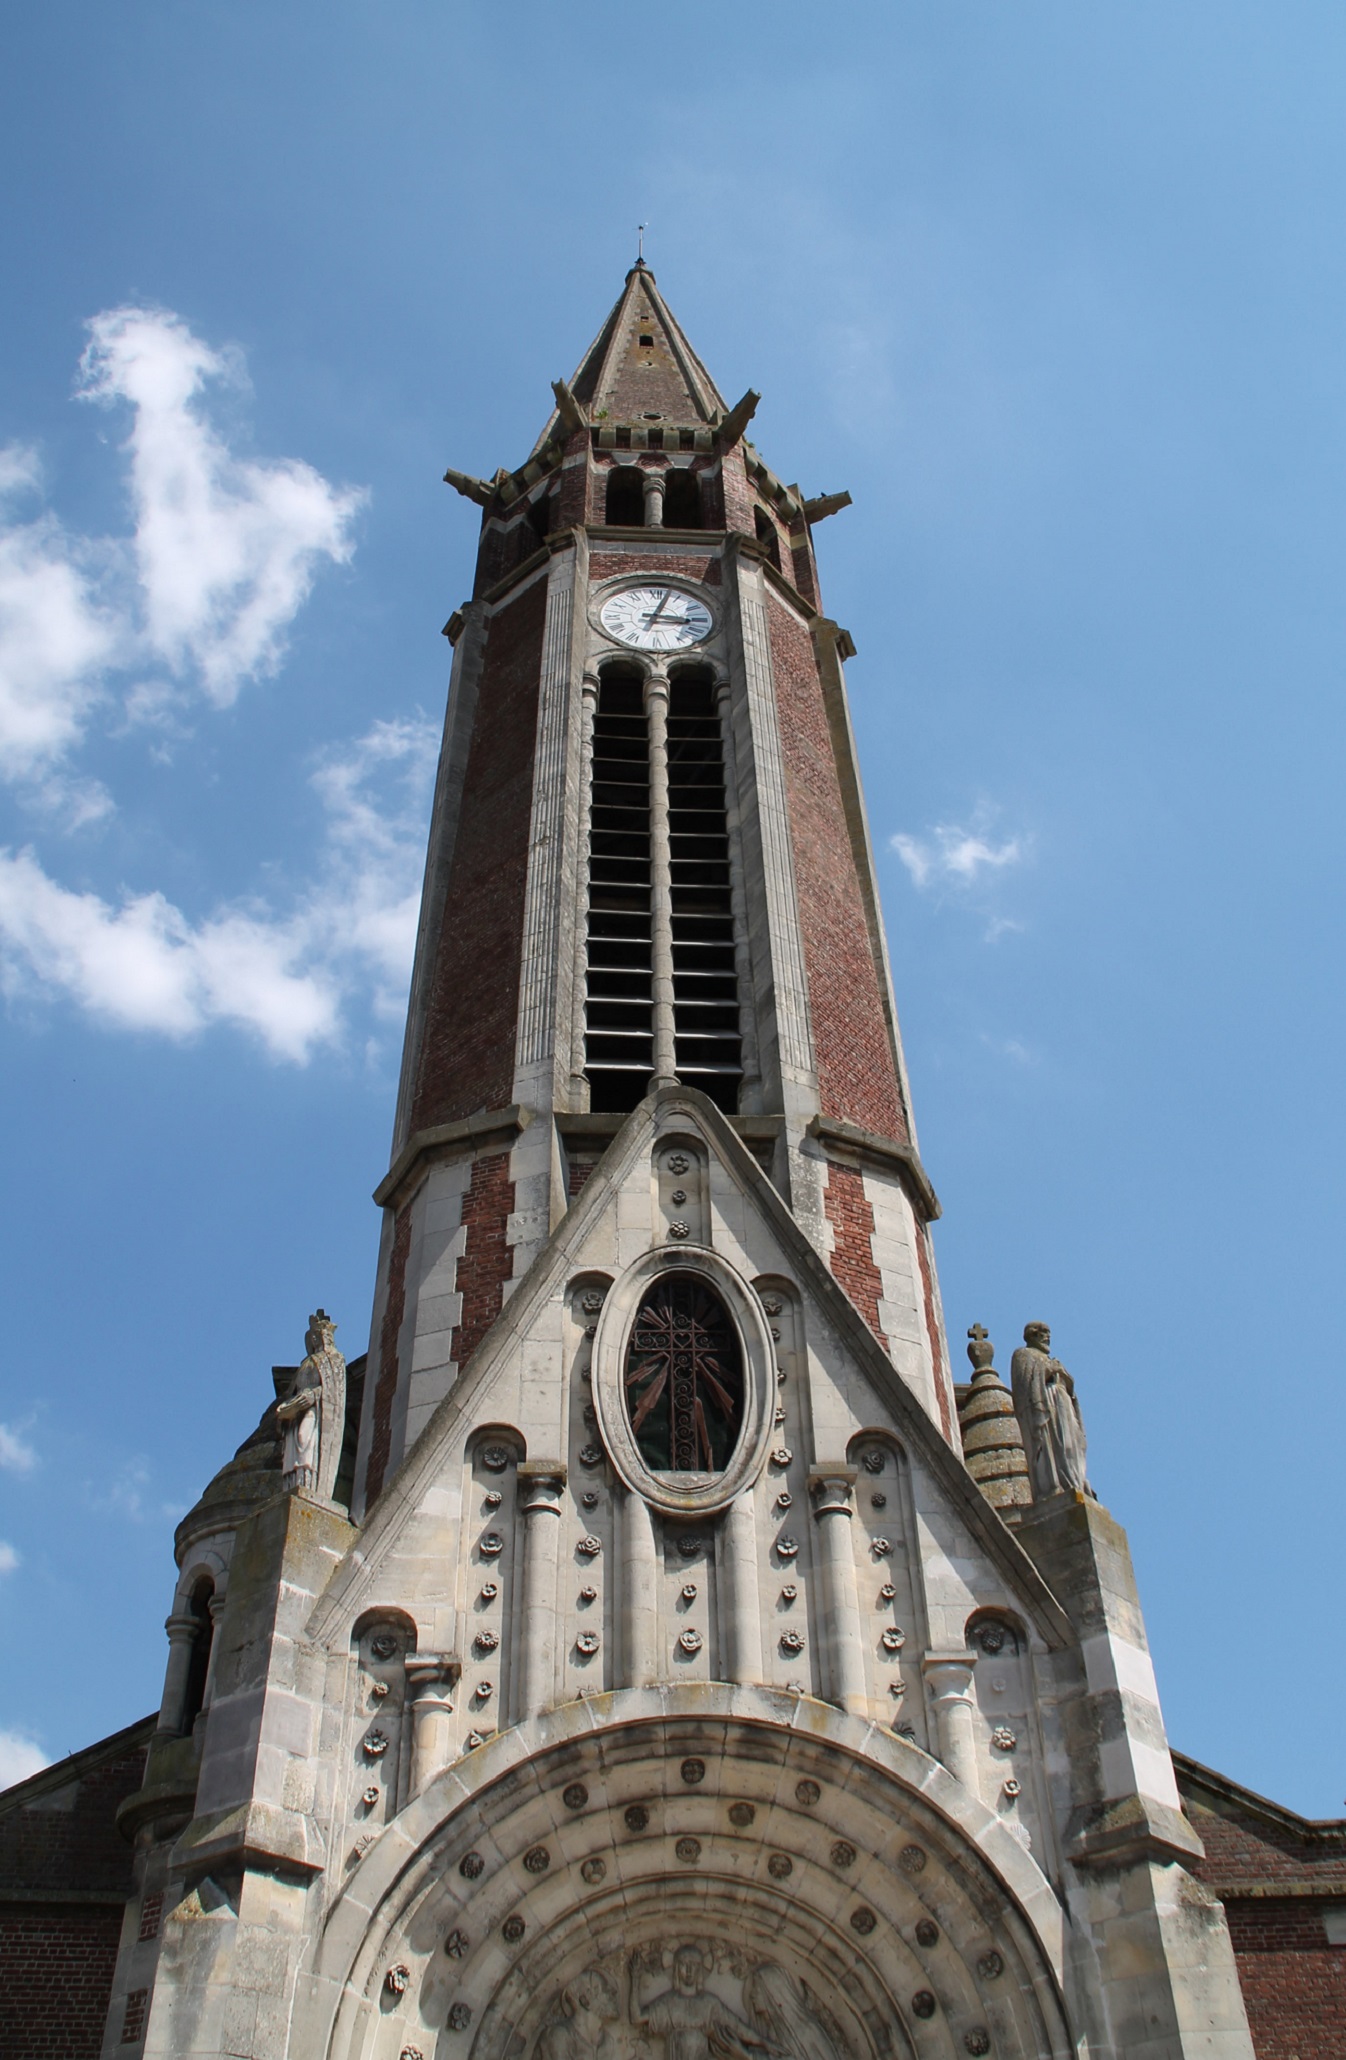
[310,1087,1069,1651]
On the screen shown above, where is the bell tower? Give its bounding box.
[100,263,1259,2060]
[355,261,954,1512]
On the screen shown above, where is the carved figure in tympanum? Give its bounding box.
[628,1944,774,2060]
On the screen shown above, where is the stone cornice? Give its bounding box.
[0,1710,155,1823]
[805,1114,941,1222]
[1174,1750,1346,1847]
[374,1104,530,1210]
[585,524,727,548]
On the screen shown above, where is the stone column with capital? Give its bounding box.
[722,1489,763,1685]
[642,469,665,529]
[809,1467,867,1715]
[516,1462,566,1720]
[644,670,677,1088]
[156,1610,201,1737]
[567,672,599,1107]
[922,1651,981,1796]
[405,1654,461,1797]
[620,1486,659,1688]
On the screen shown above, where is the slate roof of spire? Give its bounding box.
[530,264,727,454]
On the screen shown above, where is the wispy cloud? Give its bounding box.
[0,1424,37,1473]
[88,1458,186,1526]
[0,716,437,1061]
[0,1543,19,1576]
[0,447,119,785]
[0,1729,47,1788]
[0,308,363,805]
[78,308,363,704]
[891,820,1024,890]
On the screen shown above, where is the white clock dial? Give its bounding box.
[599,584,713,652]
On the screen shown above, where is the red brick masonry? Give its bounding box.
[363,1202,412,1509]
[767,594,907,1144]
[410,577,545,1134]
[0,1716,153,2058]
[822,1161,889,1350]
[1177,1753,1346,2060]
[450,1152,516,1372]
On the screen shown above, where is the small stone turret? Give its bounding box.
[957,1324,1031,1513]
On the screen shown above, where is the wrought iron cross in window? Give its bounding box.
[624,1275,744,1472]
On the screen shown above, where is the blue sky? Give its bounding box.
[1,3,1342,1814]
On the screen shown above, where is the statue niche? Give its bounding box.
[624,1276,744,1474]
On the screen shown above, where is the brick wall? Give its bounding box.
[720,445,757,538]
[409,576,546,1134]
[0,1719,152,2057]
[0,1904,125,2056]
[450,1153,516,1370]
[363,1204,412,1509]
[1223,1901,1346,2060]
[822,1162,888,1349]
[767,594,907,1143]
[586,549,722,585]
[1177,1756,1346,2060]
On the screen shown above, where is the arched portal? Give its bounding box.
[311,1692,1071,2060]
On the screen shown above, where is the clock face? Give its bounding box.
[599,584,713,652]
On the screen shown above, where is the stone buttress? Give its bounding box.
[104,269,1257,2060]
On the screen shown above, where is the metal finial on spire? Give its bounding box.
[637,221,648,263]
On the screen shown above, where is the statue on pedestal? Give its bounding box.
[277,1308,345,1500]
[1010,1322,1091,1501]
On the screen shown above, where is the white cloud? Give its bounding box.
[305,717,438,1015]
[0,1424,36,1473]
[0,1728,47,1790]
[78,307,364,704]
[0,849,339,1061]
[0,715,437,1061]
[0,312,363,801]
[0,1543,18,1576]
[89,1457,185,1525]
[0,451,118,780]
[891,820,1023,890]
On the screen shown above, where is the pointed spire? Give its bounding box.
[529,267,729,455]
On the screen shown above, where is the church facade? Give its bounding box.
[6,267,1339,2059]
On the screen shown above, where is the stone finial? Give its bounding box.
[957,1326,1031,1515]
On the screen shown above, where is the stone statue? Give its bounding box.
[745,1965,846,2060]
[629,1945,776,2060]
[276,1309,346,1501]
[537,1969,623,2060]
[1010,1322,1091,1500]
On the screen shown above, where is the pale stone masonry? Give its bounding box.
[84,265,1258,2059]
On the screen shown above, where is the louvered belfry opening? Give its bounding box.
[668,667,742,1112]
[584,665,654,1110]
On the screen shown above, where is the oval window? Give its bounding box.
[624,1274,744,1473]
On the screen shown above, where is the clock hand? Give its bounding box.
[641,593,671,626]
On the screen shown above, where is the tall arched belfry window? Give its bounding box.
[582,658,743,1115]
[180,1577,215,1731]
[624,1274,744,1472]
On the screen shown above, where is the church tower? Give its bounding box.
[101,267,1257,2060]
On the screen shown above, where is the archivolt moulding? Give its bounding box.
[310,1690,1071,2060]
